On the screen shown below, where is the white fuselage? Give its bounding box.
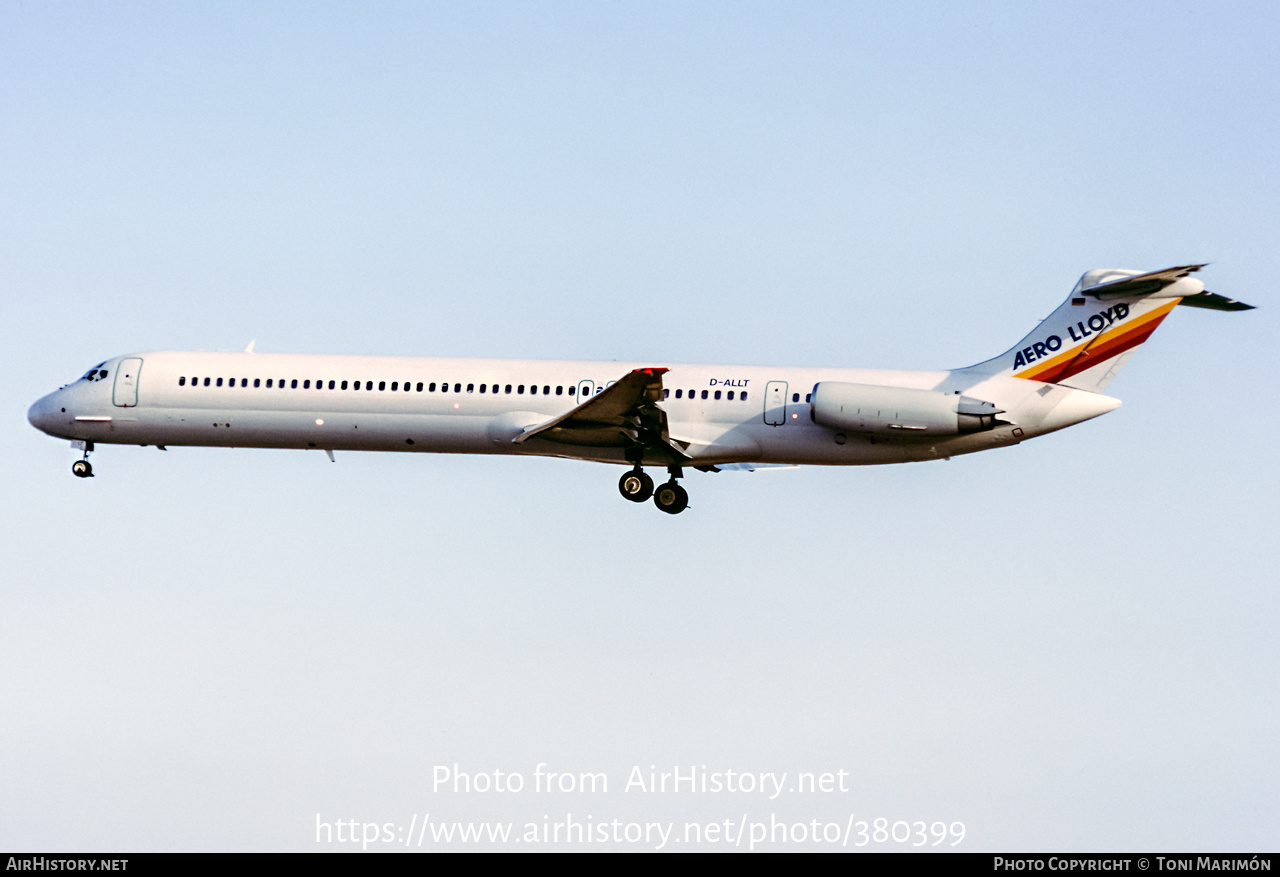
[26,350,1117,468]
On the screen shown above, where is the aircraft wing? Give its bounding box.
[513,367,689,462]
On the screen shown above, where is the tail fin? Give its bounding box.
[963,265,1252,393]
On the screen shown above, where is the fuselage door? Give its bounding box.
[112,358,143,407]
[576,379,595,401]
[764,380,788,426]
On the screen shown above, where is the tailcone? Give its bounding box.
[1038,388,1121,433]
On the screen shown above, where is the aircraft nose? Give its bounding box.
[27,392,61,435]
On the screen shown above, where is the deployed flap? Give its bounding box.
[514,368,689,461]
[1083,264,1206,299]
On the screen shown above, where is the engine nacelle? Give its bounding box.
[809,382,1002,437]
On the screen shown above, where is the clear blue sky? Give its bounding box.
[3,1,1276,850]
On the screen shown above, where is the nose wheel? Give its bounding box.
[72,441,95,478]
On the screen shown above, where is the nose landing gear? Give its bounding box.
[72,441,94,478]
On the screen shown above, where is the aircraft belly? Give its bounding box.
[95,409,497,453]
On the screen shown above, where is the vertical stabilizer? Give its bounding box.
[963,265,1211,393]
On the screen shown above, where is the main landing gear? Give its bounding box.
[72,441,95,478]
[618,468,654,502]
[618,464,688,514]
[652,478,688,515]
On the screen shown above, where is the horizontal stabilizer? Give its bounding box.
[1084,264,1207,299]
[1177,291,1255,311]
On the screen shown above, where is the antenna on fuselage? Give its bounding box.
[244,340,256,353]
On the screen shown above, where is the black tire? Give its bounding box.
[72,460,93,478]
[653,481,688,514]
[619,469,654,502]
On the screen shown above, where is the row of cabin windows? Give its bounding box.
[176,376,755,402]
[668,388,749,401]
[178,377,588,395]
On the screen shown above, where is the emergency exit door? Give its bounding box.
[764,381,788,426]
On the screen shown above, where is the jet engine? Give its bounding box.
[809,382,1003,436]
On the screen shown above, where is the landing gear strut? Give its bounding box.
[72,441,95,478]
[653,465,688,515]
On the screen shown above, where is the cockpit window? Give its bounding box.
[81,363,109,382]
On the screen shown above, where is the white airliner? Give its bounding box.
[28,265,1250,514]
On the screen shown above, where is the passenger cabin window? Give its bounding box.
[178,377,186,386]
